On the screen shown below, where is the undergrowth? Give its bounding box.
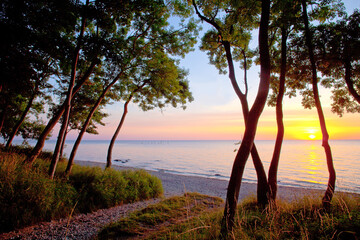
[0,146,163,233]
[98,193,360,239]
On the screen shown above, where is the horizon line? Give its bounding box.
[47,138,360,141]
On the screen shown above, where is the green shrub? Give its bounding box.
[122,170,163,202]
[68,167,163,213]
[93,168,128,207]
[0,149,163,233]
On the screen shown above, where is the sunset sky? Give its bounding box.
[66,0,360,141]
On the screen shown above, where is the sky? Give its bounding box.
[66,0,360,141]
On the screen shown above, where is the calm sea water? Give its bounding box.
[14,139,360,194]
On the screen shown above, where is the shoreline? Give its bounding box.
[74,160,359,202]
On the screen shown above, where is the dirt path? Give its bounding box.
[0,198,162,240]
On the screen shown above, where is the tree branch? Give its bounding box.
[192,0,222,34]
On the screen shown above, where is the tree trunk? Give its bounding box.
[65,74,122,174]
[5,89,37,149]
[250,144,269,205]
[59,127,69,160]
[49,0,89,178]
[268,26,287,200]
[344,51,360,104]
[24,60,97,164]
[301,0,336,209]
[192,4,269,205]
[220,0,270,235]
[0,105,7,134]
[106,96,133,169]
[223,41,269,205]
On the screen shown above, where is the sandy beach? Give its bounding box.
[74,160,334,202]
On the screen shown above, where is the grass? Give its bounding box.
[98,193,360,240]
[0,146,163,233]
[97,192,224,239]
[228,194,360,240]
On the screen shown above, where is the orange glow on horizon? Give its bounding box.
[80,105,360,141]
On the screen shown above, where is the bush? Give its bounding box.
[122,170,163,202]
[68,167,163,213]
[0,150,163,233]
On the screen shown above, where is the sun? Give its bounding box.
[309,134,316,140]
[303,128,319,140]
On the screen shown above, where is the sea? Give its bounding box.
[11,139,360,194]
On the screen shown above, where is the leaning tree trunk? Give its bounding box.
[49,0,89,179]
[5,90,36,148]
[24,60,97,164]
[344,49,360,104]
[65,73,122,174]
[268,26,287,200]
[0,104,7,134]
[301,0,336,209]
[223,41,270,206]
[59,127,69,160]
[220,0,270,236]
[106,96,133,169]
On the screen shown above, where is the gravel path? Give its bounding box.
[0,198,161,240]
